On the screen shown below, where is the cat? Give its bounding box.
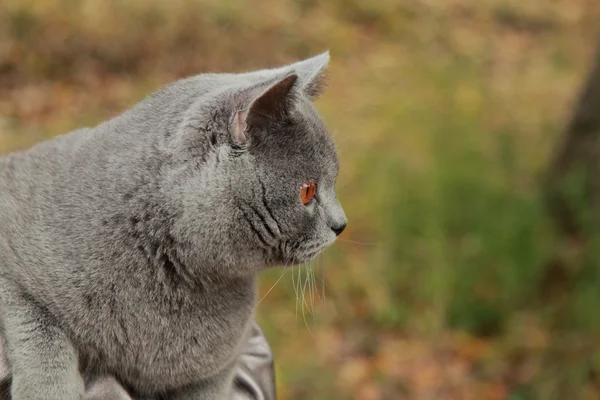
[0,52,346,399]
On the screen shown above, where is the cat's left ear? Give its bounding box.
[231,73,298,145]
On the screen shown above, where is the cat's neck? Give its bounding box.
[142,256,258,315]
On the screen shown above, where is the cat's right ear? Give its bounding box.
[286,51,330,100]
[230,74,298,145]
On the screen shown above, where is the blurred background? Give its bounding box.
[2,0,600,398]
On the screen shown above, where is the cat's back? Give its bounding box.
[0,128,93,195]
[0,71,225,276]
[0,127,97,222]
[0,128,94,270]
[0,69,261,195]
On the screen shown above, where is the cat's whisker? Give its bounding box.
[300,266,314,337]
[330,100,377,120]
[337,238,382,246]
[254,263,288,310]
[301,266,309,316]
[311,258,320,307]
[339,238,426,263]
[291,265,296,318]
[298,266,304,320]
[294,265,301,320]
[313,263,320,310]
[317,254,326,306]
[309,263,317,322]
[308,264,314,313]
[309,266,316,315]
[314,257,324,306]
[343,101,369,113]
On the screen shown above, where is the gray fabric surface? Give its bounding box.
[232,323,276,400]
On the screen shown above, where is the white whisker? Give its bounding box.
[254,264,288,311]
[305,264,315,321]
[318,255,326,306]
[300,265,314,337]
[301,266,309,315]
[294,265,301,320]
[311,264,319,321]
[337,238,381,246]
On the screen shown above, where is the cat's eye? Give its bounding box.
[300,181,316,205]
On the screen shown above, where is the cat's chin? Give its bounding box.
[275,255,312,268]
[281,249,326,267]
[298,238,338,264]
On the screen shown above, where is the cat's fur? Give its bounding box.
[0,53,346,399]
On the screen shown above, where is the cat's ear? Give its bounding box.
[231,74,298,145]
[287,51,330,100]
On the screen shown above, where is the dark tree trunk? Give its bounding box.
[547,37,600,235]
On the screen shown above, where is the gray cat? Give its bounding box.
[0,53,346,399]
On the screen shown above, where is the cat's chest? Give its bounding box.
[87,279,256,393]
[125,311,252,392]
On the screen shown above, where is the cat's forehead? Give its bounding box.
[292,99,335,153]
[257,99,337,177]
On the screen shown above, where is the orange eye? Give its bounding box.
[300,181,316,205]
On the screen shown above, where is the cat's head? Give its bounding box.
[171,53,346,276]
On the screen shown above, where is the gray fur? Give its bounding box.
[84,376,133,400]
[0,52,346,399]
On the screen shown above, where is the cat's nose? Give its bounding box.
[332,223,346,237]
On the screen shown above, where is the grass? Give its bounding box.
[2,0,600,398]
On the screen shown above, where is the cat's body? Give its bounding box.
[0,83,256,396]
[0,53,346,399]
